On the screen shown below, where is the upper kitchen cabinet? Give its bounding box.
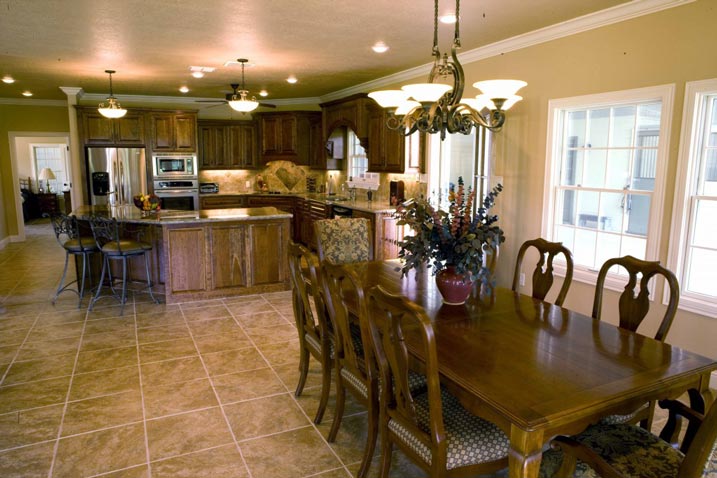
[321,94,372,142]
[367,104,405,173]
[77,107,145,146]
[258,111,321,165]
[198,120,258,170]
[149,112,197,152]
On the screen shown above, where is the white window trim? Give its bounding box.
[542,84,675,293]
[665,78,717,318]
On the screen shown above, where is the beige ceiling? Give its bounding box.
[0,0,633,105]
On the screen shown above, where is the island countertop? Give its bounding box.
[72,204,293,224]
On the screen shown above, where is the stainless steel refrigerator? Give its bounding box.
[86,147,147,207]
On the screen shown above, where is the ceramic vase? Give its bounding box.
[435,265,473,305]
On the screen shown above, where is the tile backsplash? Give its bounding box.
[199,161,426,202]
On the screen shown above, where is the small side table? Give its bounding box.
[36,193,59,216]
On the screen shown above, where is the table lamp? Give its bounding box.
[38,168,56,193]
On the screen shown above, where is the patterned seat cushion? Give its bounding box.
[539,423,685,478]
[316,218,371,264]
[388,388,509,469]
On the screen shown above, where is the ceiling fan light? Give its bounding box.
[228,99,259,112]
[98,96,127,118]
[473,79,527,102]
[401,83,452,103]
[368,90,408,109]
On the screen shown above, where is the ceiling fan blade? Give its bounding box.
[258,103,276,108]
[197,103,228,110]
[195,99,228,103]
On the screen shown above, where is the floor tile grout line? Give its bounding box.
[225,295,353,476]
[47,300,91,478]
[0,313,43,386]
[179,302,255,478]
[130,299,153,477]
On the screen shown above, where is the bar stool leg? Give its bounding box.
[89,254,108,311]
[77,252,88,308]
[52,251,71,305]
[144,252,160,304]
[120,256,129,315]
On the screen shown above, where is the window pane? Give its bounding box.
[588,108,610,148]
[686,248,717,296]
[576,191,600,229]
[598,192,624,232]
[610,106,636,147]
[606,150,631,189]
[620,235,646,259]
[595,232,621,269]
[584,149,607,188]
[567,111,586,147]
[692,199,717,248]
[636,103,662,141]
[561,150,583,186]
[625,194,651,236]
[574,229,597,268]
[704,148,717,193]
[559,189,576,225]
[555,225,575,251]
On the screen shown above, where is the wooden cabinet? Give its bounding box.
[78,109,145,145]
[367,106,405,173]
[36,193,59,216]
[200,195,247,209]
[198,120,258,169]
[246,195,299,242]
[258,112,321,165]
[320,94,371,142]
[304,199,331,250]
[149,112,197,152]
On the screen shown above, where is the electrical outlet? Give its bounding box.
[519,272,525,287]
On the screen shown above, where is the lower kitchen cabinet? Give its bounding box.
[200,195,247,209]
[351,209,404,260]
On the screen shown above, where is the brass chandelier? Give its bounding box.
[369,0,526,140]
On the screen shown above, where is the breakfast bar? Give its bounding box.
[73,205,292,304]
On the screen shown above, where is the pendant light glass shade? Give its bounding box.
[395,100,421,116]
[475,94,523,111]
[228,94,259,112]
[367,90,409,109]
[98,70,127,119]
[401,83,452,103]
[472,79,527,101]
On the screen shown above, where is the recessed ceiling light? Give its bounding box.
[372,42,389,53]
[259,90,268,97]
[179,86,189,93]
[440,13,456,24]
[22,91,32,97]
[287,76,297,84]
[189,66,215,79]
[2,76,15,84]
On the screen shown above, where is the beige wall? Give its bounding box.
[0,104,70,240]
[441,0,716,358]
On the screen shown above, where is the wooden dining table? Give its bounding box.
[343,260,717,478]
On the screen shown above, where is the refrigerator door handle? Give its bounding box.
[119,159,125,204]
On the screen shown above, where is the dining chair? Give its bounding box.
[50,213,98,308]
[366,284,510,478]
[88,216,159,314]
[287,241,333,424]
[541,399,717,478]
[512,237,574,306]
[314,217,373,264]
[592,255,680,429]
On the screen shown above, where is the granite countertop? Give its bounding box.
[200,192,398,214]
[72,205,293,225]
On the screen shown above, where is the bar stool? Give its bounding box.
[50,213,98,308]
[88,216,159,314]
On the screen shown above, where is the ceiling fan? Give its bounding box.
[196,59,276,111]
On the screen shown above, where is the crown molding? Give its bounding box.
[0,98,67,107]
[59,86,84,98]
[319,0,695,102]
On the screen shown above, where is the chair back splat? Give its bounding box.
[314,217,373,264]
[592,255,679,342]
[512,237,574,306]
[286,241,333,424]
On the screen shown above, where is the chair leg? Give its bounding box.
[89,255,108,311]
[295,343,310,397]
[77,251,89,308]
[379,439,392,478]
[314,357,331,425]
[52,251,71,304]
[143,252,159,304]
[357,396,379,478]
[327,367,346,442]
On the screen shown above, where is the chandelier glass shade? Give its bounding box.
[368,0,526,140]
[228,59,259,112]
[97,70,127,119]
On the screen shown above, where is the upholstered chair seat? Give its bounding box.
[61,236,97,253]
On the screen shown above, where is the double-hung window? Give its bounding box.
[542,85,674,286]
[667,79,717,317]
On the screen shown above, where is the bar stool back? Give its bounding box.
[50,213,98,308]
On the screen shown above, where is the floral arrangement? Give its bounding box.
[133,193,160,212]
[395,177,504,287]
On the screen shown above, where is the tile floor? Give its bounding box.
[0,220,431,478]
[0,221,685,478]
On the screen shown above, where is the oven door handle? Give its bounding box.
[155,189,198,195]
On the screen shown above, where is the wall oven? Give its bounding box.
[152,154,196,178]
[153,179,199,211]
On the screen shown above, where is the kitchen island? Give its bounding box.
[73,205,292,304]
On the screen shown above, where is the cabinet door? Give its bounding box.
[210,225,247,289]
[248,222,286,285]
[166,227,206,292]
[383,124,406,173]
[174,114,197,151]
[309,119,326,169]
[83,113,115,144]
[228,124,258,168]
[199,126,220,169]
[379,214,404,260]
[261,116,281,156]
[366,108,385,172]
[151,114,174,151]
[279,115,297,154]
[115,114,145,144]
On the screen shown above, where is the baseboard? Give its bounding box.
[711,371,717,390]
[0,236,10,250]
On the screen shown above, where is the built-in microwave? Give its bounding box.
[152,154,196,178]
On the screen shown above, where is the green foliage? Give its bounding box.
[395,177,504,289]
